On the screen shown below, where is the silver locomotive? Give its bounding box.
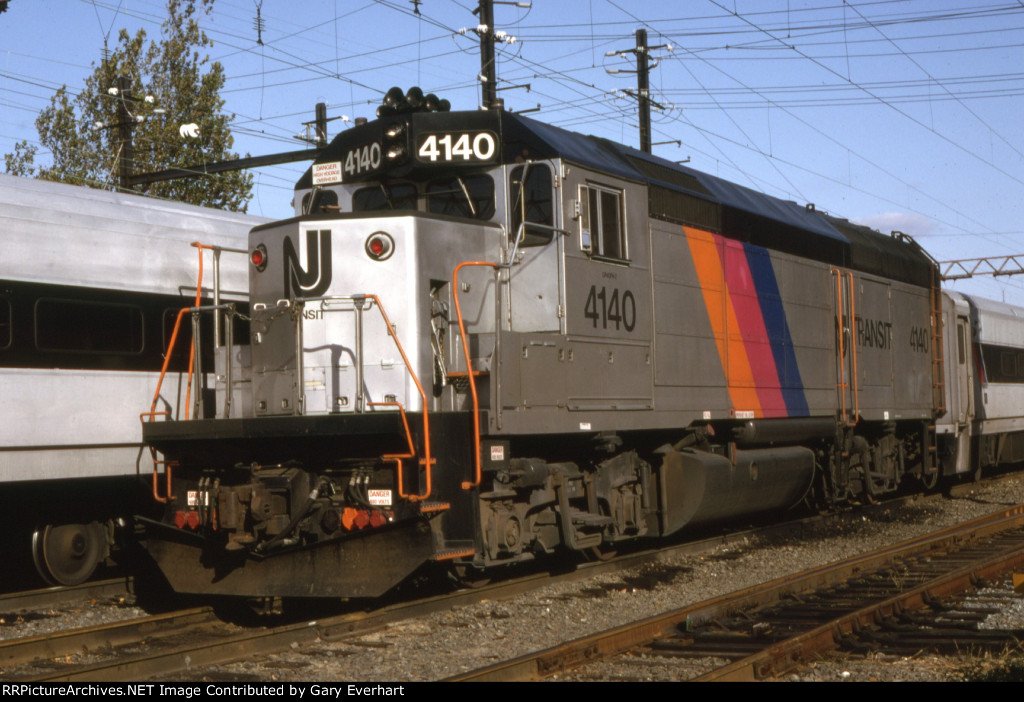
[138,93,1024,599]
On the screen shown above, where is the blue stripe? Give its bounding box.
[744,244,810,416]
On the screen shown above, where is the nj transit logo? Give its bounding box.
[283,229,332,299]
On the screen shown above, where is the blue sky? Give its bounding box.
[3,0,1024,301]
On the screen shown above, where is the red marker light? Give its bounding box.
[354,509,370,529]
[365,232,394,261]
[251,244,268,271]
[342,507,358,530]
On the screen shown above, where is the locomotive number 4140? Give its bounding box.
[417,132,496,162]
[584,285,637,332]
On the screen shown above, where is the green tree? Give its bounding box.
[4,0,252,211]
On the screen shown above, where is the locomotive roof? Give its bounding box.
[298,109,935,288]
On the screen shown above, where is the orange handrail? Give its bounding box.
[833,269,845,422]
[183,242,209,420]
[846,270,859,423]
[368,401,431,501]
[832,267,860,427]
[142,242,211,504]
[145,242,208,423]
[147,306,192,421]
[149,452,176,503]
[363,295,434,502]
[451,261,500,490]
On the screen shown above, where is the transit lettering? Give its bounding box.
[855,316,892,350]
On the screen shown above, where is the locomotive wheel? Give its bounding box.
[919,467,940,490]
[452,564,491,588]
[588,544,618,562]
[31,523,108,586]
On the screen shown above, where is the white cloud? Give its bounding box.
[851,212,936,238]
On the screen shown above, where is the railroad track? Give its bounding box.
[0,507,844,681]
[0,578,132,614]
[449,505,1024,682]
[0,481,1011,681]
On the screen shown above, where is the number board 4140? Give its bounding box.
[416,132,498,163]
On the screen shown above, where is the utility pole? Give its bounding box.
[606,30,671,154]
[478,0,497,110]
[472,0,529,110]
[115,75,135,191]
[295,102,337,149]
[636,29,652,154]
[93,75,158,192]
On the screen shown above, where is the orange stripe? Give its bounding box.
[683,226,762,416]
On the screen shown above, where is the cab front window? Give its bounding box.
[353,182,418,212]
[427,175,495,219]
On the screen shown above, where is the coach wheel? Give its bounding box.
[31,523,108,586]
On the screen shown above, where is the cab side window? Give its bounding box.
[579,183,626,262]
[510,165,553,246]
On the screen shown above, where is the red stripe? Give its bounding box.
[720,238,788,417]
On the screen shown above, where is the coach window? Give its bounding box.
[1002,352,1016,379]
[353,182,418,211]
[427,175,495,220]
[36,299,143,354]
[509,165,553,246]
[579,183,627,262]
[0,297,9,349]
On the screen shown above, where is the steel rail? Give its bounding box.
[447,505,1024,682]
[695,526,1024,680]
[0,578,130,613]
[0,607,216,669]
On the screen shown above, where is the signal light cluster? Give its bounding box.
[173,507,393,533]
[174,510,201,530]
[377,86,451,118]
[340,506,392,530]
